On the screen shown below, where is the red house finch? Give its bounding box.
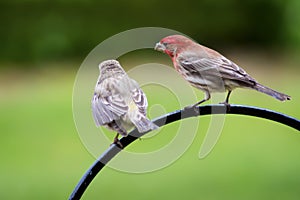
[92,60,158,146]
[155,35,291,107]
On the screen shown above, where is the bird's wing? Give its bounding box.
[178,56,256,85]
[124,78,148,116]
[131,87,148,116]
[92,79,128,126]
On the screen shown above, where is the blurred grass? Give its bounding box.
[0,57,299,199]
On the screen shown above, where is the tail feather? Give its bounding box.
[254,83,291,101]
[131,113,159,133]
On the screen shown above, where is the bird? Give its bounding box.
[155,35,291,108]
[91,59,158,147]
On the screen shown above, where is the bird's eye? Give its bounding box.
[162,42,168,46]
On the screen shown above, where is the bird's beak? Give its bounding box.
[154,42,166,52]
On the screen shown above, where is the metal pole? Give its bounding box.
[69,104,300,200]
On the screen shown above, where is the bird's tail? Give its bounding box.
[131,113,159,133]
[253,83,291,101]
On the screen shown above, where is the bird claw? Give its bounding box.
[183,105,200,115]
[219,101,231,112]
[111,138,124,149]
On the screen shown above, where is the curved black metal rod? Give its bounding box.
[69,104,300,200]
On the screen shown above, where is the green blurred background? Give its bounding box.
[0,0,300,199]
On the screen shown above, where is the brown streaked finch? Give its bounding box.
[92,60,158,147]
[155,35,291,108]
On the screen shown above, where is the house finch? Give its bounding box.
[92,60,158,147]
[155,35,291,107]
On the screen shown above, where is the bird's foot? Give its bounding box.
[111,138,124,149]
[183,104,200,115]
[219,101,231,112]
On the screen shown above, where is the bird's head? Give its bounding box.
[154,35,193,58]
[98,59,125,75]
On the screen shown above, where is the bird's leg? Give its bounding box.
[219,91,232,111]
[192,91,211,107]
[184,91,211,113]
[112,133,123,149]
